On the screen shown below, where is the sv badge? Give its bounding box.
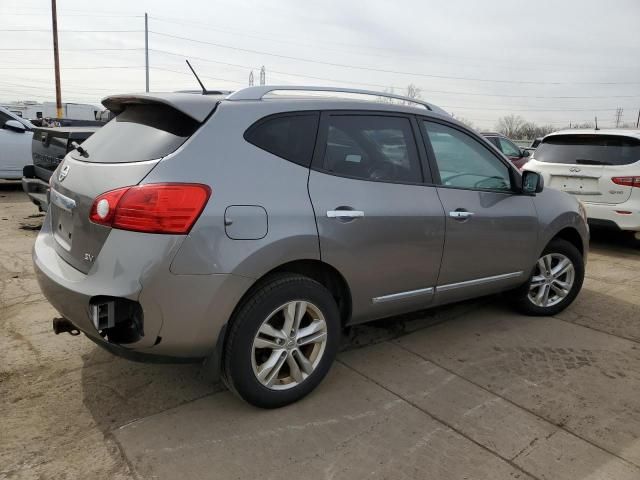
[84,253,95,263]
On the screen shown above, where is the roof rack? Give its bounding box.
[225,85,446,114]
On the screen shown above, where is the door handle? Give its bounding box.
[327,210,365,219]
[449,210,474,219]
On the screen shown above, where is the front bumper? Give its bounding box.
[33,213,254,359]
[583,201,640,232]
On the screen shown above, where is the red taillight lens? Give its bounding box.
[612,176,640,187]
[90,183,211,234]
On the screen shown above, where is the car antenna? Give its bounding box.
[186,60,207,95]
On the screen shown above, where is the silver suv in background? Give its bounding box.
[33,86,589,407]
[524,129,640,240]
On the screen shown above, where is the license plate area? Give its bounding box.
[50,188,77,251]
[52,206,74,251]
[550,175,600,196]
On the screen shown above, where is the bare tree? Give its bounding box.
[496,115,526,138]
[405,84,421,100]
[378,84,422,105]
[450,113,475,130]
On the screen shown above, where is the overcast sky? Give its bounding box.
[1,0,639,129]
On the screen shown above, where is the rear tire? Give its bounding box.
[512,239,584,316]
[223,274,340,408]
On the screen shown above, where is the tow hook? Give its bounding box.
[52,317,80,336]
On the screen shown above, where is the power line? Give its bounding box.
[0,48,143,51]
[148,30,640,86]
[0,65,144,70]
[0,29,143,32]
[149,49,640,101]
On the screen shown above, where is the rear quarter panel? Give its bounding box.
[145,101,321,278]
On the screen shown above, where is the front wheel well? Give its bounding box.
[550,227,584,257]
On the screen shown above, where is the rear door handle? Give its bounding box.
[449,210,474,219]
[327,210,365,219]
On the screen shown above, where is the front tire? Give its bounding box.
[223,274,340,408]
[512,239,584,316]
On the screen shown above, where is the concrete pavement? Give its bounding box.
[2,182,640,480]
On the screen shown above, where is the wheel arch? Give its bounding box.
[209,259,352,380]
[549,226,585,257]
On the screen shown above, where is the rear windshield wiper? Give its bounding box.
[575,159,610,165]
[71,141,89,158]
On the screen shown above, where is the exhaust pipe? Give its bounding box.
[52,317,80,336]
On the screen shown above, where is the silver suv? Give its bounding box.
[34,86,589,407]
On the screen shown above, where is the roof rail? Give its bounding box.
[225,85,447,114]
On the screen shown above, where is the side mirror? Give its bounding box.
[521,149,531,158]
[4,120,27,133]
[522,170,544,194]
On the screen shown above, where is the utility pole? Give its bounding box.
[615,107,623,128]
[50,0,62,118]
[144,13,149,92]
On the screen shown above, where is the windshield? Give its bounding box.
[535,134,640,166]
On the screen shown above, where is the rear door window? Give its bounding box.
[244,113,319,167]
[320,114,422,183]
[69,103,201,163]
[535,135,640,165]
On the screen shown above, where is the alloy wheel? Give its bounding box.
[528,253,575,308]
[251,300,328,390]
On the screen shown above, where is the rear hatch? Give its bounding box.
[532,133,640,204]
[32,127,98,182]
[48,95,218,273]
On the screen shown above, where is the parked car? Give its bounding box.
[22,126,99,211]
[0,106,35,179]
[34,86,588,408]
[524,129,640,240]
[482,132,531,170]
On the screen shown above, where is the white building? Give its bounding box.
[0,100,103,121]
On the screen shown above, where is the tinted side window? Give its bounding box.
[424,122,511,192]
[245,114,319,167]
[322,115,422,183]
[498,137,521,157]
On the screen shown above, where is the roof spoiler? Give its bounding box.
[101,93,222,123]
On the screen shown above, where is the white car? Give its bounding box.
[0,106,35,179]
[524,129,640,240]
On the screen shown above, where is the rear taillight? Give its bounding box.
[90,183,211,234]
[612,176,640,187]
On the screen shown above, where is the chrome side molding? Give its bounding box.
[372,287,434,304]
[371,271,524,304]
[437,271,524,292]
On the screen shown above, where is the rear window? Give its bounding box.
[535,134,640,166]
[244,113,319,167]
[70,104,200,163]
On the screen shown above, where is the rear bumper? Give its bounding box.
[33,213,254,359]
[583,201,640,232]
[21,176,49,211]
